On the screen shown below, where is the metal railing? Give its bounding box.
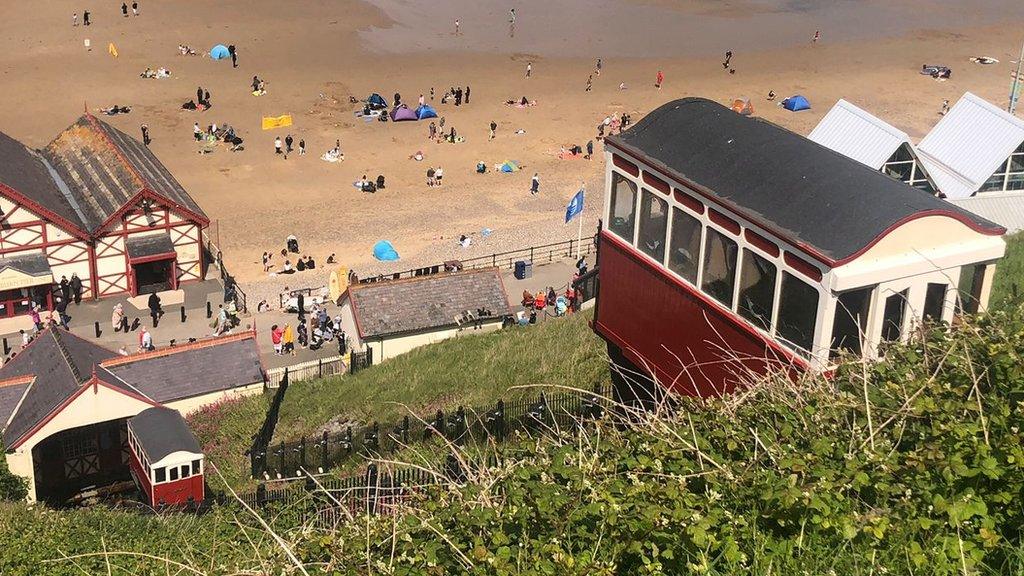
[266,355,347,389]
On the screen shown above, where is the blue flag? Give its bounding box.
[565,188,585,223]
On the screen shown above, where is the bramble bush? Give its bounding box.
[0,441,26,501]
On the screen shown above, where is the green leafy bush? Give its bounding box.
[0,442,27,501]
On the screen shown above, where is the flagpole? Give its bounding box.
[1012,38,1024,115]
[576,183,585,259]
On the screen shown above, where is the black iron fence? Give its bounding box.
[572,267,599,307]
[349,348,373,374]
[251,385,607,480]
[266,355,348,389]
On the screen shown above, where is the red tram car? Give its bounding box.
[127,407,205,508]
[595,98,1005,402]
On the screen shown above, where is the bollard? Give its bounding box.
[94,321,101,338]
[180,305,186,323]
[130,317,140,332]
[2,337,9,356]
[206,301,212,319]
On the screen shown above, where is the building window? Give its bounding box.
[737,249,776,332]
[192,460,202,476]
[881,290,908,343]
[61,433,98,460]
[180,465,191,479]
[776,272,819,354]
[668,207,701,284]
[701,228,738,308]
[638,189,668,263]
[882,144,936,194]
[830,287,873,359]
[979,143,1024,192]
[170,467,180,481]
[154,467,166,483]
[956,264,986,315]
[922,283,947,322]
[609,172,637,241]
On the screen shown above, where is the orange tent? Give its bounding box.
[731,97,754,116]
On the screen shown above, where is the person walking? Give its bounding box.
[509,7,516,23]
[193,122,201,141]
[428,121,437,141]
[83,10,90,25]
[435,166,444,186]
[73,12,78,26]
[196,86,204,105]
[148,291,162,327]
[59,275,71,302]
[585,139,594,159]
[299,139,306,155]
[596,58,602,75]
[812,30,820,43]
[274,136,283,155]
[455,87,462,106]
[229,44,237,68]
[489,120,497,140]
[655,70,664,89]
[204,89,211,105]
[285,134,294,153]
[526,62,532,78]
[140,124,150,146]
[70,273,83,305]
[271,325,283,355]
[454,18,460,35]
[55,297,70,329]
[530,172,540,195]
[132,1,138,16]
[121,2,128,17]
[465,85,471,104]
[418,93,425,107]
[585,75,593,92]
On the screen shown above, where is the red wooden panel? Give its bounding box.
[612,154,639,177]
[673,189,705,214]
[594,232,805,398]
[708,208,741,235]
[784,252,823,282]
[642,172,670,195]
[744,229,780,257]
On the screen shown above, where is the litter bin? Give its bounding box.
[514,260,533,280]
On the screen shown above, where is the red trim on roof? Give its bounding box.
[612,154,639,177]
[604,140,1006,268]
[674,189,704,214]
[784,252,823,282]
[7,375,159,450]
[745,229,780,257]
[709,208,740,235]
[642,172,670,195]
[0,182,90,241]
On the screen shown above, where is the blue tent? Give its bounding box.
[210,44,231,60]
[782,95,811,112]
[367,93,388,110]
[372,240,400,261]
[415,104,438,120]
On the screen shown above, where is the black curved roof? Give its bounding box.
[129,407,201,462]
[605,98,1005,264]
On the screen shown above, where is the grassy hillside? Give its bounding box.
[192,310,608,487]
[991,231,1024,310]
[4,303,1024,574]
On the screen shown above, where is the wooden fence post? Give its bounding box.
[320,431,329,472]
[299,436,307,471]
[277,440,285,478]
[366,463,378,515]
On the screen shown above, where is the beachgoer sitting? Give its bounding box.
[101,105,131,115]
[459,234,472,248]
[296,258,307,272]
[281,260,295,274]
[376,175,385,190]
[182,99,197,110]
[521,290,533,308]
[767,90,776,101]
[520,96,529,106]
[476,161,487,174]
[326,253,336,264]
[305,256,316,269]
[141,67,155,78]
[410,150,424,161]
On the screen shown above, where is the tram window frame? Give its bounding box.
[922,283,947,322]
[608,172,638,242]
[667,206,702,284]
[776,271,820,355]
[737,248,777,332]
[701,227,739,308]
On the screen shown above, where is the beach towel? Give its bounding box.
[262,114,293,130]
[108,43,118,58]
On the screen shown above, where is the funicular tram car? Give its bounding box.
[595,98,1006,401]
[127,406,205,508]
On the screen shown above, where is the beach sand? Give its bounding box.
[1,0,1022,304]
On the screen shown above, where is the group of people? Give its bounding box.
[274,134,305,158]
[438,85,471,106]
[270,306,347,355]
[426,166,444,187]
[120,2,140,17]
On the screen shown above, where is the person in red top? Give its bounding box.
[534,291,546,310]
[655,70,664,89]
[565,286,576,312]
[271,324,284,355]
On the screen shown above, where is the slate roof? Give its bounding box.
[129,407,201,462]
[126,234,176,260]
[916,92,1024,200]
[0,377,32,431]
[348,268,511,338]
[0,328,117,447]
[101,332,264,403]
[0,253,52,278]
[42,115,207,234]
[0,131,87,235]
[606,98,1005,265]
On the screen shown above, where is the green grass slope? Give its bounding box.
[991,231,1024,311]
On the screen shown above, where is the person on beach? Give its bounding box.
[427,167,436,187]
[275,136,282,155]
[812,30,820,43]
[430,87,435,100]
[83,11,90,25]
[285,134,293,154]
[263,252,272,272]
[140,124,150,146]
[489,120,496,140]
[940,99,950,115]
[194,122,201,141]
[429,121,437,141]
[394,92,401,106]
[419,93,425,107]
[530,173,540,195]
[121,3,128,17]
[526,62,532,78]
[455,87,462,106]
[767,90,776,101]
[435,166,443,186]
[585,75,593,92]
[596,58,602,75]
[455,19,460,35]
[299,139,306,155]
[73,13,78,26]
[509,8,516,23]
[585,139,593,159]
[229,44,237,68]
[723,50,732,69]
[465,85,471,104]
[132,1,138,16]
[655,70,664,89]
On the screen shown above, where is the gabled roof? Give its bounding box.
[916,92,1024,200]
[129,407,201,462]
[808,99,913,170]
[605,98,1005,266]
[0,253,52,278]
[0,131,90,239]
[347,268,512,338]
[100,332,264,403]
[0,328,118,447]
[126,234,175,261]
[947,194,1024,234]
[42,115,208,234]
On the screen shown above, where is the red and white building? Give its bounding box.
[595,98,1006,401]
[0,114,208,323]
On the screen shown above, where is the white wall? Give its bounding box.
[365,320,504,362]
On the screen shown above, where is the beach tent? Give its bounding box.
[210,44,231,60]
[373,240,400,261]
[415,104,438,120]
[500,160,520,173]
[367,93,388,110]
[782,95,811,112]
[731,97,754,116]
[390,104,418,122]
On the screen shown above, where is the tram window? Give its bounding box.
[955,264,986,315]
[180,465,191,479]
[154,467,166,483]
[170,467,180,481]
[881,290,908,343]
[776,272,819,354]
[922,283,947,322]
[192,460,202,476]
[668,207,701,284]
[609,172,637,241]
[701,228,738,308]
[830,287,873,359]
[638,189,668,262]
[737,249,776,332]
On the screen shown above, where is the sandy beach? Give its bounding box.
[1,0,1023,305]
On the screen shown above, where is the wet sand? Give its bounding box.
[0,0,1022,306]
